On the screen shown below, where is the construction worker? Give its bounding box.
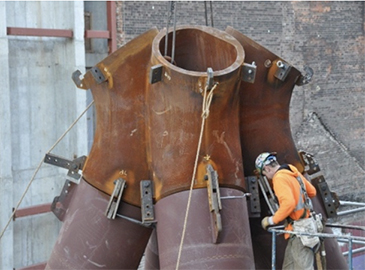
[255,152,317,270]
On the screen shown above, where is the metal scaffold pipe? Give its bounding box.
[340,200,365,206]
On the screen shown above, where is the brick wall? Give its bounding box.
[116,1,365,201]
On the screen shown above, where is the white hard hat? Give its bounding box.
[255,152,277,175]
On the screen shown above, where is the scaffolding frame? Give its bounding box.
[268,225,365,270]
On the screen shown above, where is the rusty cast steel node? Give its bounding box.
[45,25,348,270]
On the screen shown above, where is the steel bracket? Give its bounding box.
[296,66,314,86]
[298,150,338,218]
[72,70,88,90]
[274,60,292,81]
[51,180,76,221]
[206,67,214,90]
[44,153,87,181]
[205,164,222,243]
[241,62,257,84]
[314,176,337,218]
[140,180,155,225]
[149,64,163,84]
[246,176,261,217]
[298,151,320,174]
[91,66,106,83]
[105,178,126,219]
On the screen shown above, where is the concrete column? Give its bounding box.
[0,1,14,269]
[71,1,89,157]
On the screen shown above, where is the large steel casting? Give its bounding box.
[45,25,348,269]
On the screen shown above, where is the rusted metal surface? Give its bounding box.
[47,25,349,270]
[80,28,159,207]
[225,26,304,176]
[45,178,152,269]
[144,229,160,270]
[148,26,246,201]
[155,188,255,269]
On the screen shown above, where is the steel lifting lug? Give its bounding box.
[296,66,314,86]
[205,164,222,243]
[44,153,87,182]
[149,64,163,84]
[274,59,292,81]
[206,67,214,90]
[241,61,257,84]
[72,70,88,90]
[89,64,114,89]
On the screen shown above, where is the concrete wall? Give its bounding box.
[0,1,88,268]
[117,1,365,201]
[0,2,14,269]
[84,1,109,68]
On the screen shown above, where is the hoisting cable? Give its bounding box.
[204,1,208,26]
[171,2,177,64]
[210,1,214,27]
[164,1,177,64]
[164,1,171,57]
[175,82,218,270]
[0,100,95,240]
[204,1,214,27]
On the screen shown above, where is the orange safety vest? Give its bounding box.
[271,164,317,239]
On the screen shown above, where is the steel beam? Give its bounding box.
[107,1,117,53]
[13,203,52,220]
[16,262,47,270]
[84,30,110,39]
[7,27,73,38]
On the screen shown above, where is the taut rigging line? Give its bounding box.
[0,100,95,240]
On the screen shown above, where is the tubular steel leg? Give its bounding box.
[144,229,160,270]
[155,188,255,269]
[45,178,152,269]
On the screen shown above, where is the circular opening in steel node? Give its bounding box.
[158,28,239,72]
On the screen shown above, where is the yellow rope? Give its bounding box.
[175,83,218,270]
[0,100,94,240]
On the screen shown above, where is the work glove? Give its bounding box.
[261,216,274,230]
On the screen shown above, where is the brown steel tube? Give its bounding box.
[147,25,246,201]
[146,25,255,269]
[155,188,255,269]
[45,178,152,269]
[143,229,160,270]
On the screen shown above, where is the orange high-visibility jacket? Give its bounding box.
[272,164,316,238]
